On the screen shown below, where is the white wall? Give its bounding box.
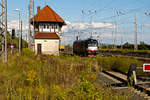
[35,39,60,55]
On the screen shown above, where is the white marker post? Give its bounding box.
[133,71,137,85]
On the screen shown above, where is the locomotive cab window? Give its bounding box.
[88,41,98,47]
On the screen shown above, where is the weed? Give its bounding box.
[0,49,135,99]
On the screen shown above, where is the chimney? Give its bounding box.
[37,6,40,13]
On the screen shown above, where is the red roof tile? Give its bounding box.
[35,32,60,39]
[31,5,66,25]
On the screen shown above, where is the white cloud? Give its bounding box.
[8,20,19,30]
[62,21,115,32]
[65,20,71,25]
[8,20,29,31]
[91,22,115,28]
[144,24,150,27]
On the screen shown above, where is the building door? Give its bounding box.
[37,44,42,54]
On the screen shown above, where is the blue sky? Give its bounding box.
[7,0,150,45]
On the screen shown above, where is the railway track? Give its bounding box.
[99,52,150,63]
[101,70,150,99]
[61,49,150,62]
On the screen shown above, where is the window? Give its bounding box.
[47,24,49,29]
[88,41,98,47]
[55,25,58,29]
[44,24,46,29]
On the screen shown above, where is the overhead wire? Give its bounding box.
[81,0,115,19]
[92,0,139,16]
[96,0,114,13]
[81,0,149,44]
[96,0,146,20]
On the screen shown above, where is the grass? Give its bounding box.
[0,49,140,99]
[99,49,150,55]
[96,55,142,73]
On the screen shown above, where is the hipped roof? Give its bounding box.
[31,5,66,25]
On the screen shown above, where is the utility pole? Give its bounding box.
[32,0,35,43]
[89,10,93,38]
[114,21,117,49]
[98,28,102,47]
[121,33,123,49]
[28,0,31,48]
[81,10,85,23]
[72,26,76,42]
[0,0,7,62]
[14,9,21,53]
[21,20,22,51]
[112,31,114,46]
[78,32,80,40]
[82,10,96,39]
[19,10,21,53]
[89,10,96,39]
[1,0,4,60]
[4,0,7,63]
[134,13,138,50]
[28,0,34,49]
[0,0,8,63]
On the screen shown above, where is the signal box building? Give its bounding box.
[31,5,66,55]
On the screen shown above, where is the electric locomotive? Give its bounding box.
[73,38,98,56]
